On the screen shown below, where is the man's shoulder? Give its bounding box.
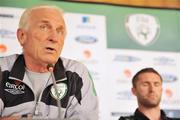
[60,57,88,71]
[119,115,134,120]
[167,117,180,120]
[0,54,19,69]
[60,57,81,65]
[0,54,18,61]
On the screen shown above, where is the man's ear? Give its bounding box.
[131,87,136,96]
[17,28,26,46]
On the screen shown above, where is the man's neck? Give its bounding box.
[24,55,49,73]
[138,106,161,120]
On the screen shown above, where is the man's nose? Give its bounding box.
[48,29,59,42]
[149,84,156,92]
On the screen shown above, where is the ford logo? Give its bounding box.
[114,55,141,62]
[75,35,97,44]
[161,73,178,82]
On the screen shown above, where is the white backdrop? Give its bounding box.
[0,6,180,120]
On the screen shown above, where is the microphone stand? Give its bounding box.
[0,67,2,82]
[47,64,78,120]
[49,66,62,120]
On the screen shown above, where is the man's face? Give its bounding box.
[132,72,163,108]
[18,8,66,66]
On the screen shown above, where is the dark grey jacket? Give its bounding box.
[119,109,179,120]
[0,54,98,120]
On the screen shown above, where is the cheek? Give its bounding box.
[34,33,45,42]
[58,40,64,49]
[134,87,145,96]
[138,87,149,95]
[25,37,42,53]
[31,34,46,49]
[30,29,47,40]
[25,41,37,54]
[157,87,163,94]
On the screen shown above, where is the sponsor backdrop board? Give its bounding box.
[1,0,180,120]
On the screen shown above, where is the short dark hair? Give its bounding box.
[132,67,162,87]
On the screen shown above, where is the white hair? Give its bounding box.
[19,5,64,30]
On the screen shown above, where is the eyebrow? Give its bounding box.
[39,20,64,28]
[39,20,49,24]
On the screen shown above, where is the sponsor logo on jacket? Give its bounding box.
[5,82,25,95]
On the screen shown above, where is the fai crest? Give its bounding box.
[125,14,160,46]
[50,83,68,100]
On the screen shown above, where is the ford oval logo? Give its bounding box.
[0,28,15,38]
[75,35,97,44]
[114,55,141,62]
[154,56,175,66]
[0,28,14,35]
[161,73,178,82]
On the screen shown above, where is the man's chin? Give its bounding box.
[143,101,160,108]
[44,56,59,64]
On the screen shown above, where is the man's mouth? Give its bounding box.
[46,47,56,52]
[149,94,156,98]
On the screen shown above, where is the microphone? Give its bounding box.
[47,64,62,120]
[0,66,2,82]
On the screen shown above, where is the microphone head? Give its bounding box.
[47,64,54,72]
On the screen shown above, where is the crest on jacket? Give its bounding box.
[50,83,68,100]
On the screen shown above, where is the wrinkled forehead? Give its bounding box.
[138,72,162,83]
[19,6,66,30]
[30,8,64,21]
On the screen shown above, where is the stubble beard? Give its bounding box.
[138,95,161,108]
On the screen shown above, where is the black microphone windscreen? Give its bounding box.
[47,64,54,71]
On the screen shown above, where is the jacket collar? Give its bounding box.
[9,54,66,81]
[135,108,168,120]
